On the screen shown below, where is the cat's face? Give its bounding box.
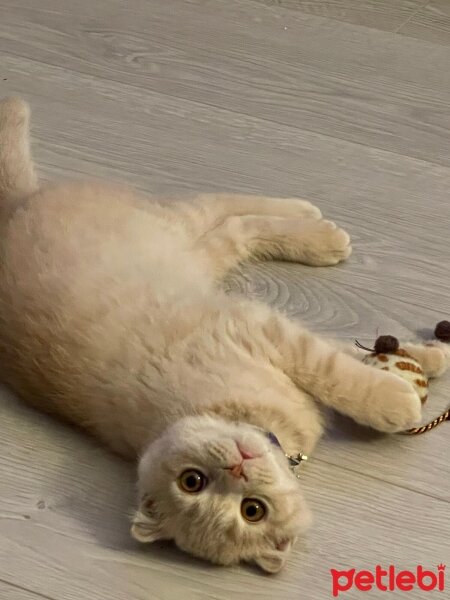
[131,416,311,573]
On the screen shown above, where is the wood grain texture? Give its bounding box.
[1,0,450,168]
[249,0,425,32]
[0,0,449,598]
[399,0,450,46]
[0,582,51,600]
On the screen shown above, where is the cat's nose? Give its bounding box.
[241,451,253,460]
[236,442,254,460]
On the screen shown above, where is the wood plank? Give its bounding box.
[399,0,450,46]
[0,581,53,600]
[1,1,450,167]
[1,391,448,600]
[248,0,424,32]
[2,50,450,208]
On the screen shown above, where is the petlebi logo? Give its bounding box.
[330,564,445,597]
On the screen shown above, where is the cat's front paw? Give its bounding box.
[301,219,352,266]
[366,372,422,433]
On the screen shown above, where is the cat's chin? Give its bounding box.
[131,415,311,573]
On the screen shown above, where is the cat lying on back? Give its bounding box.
[0,97,448,573]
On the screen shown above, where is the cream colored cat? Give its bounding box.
[0,97,448,573]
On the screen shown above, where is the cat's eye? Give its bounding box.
[178,469,207,493]
[241,498,266,522]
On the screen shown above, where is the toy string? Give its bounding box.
[403,408,450,435]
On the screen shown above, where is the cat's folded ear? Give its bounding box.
[254,539,293,574]
[130,498,168,543]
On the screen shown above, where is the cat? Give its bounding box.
[0,97,448,573]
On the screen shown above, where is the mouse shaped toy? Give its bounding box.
[356,321,450,435]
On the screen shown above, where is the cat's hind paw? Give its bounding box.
[299,219,352,266]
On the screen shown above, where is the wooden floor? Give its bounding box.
[1,1,450,598]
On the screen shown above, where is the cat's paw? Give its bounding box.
[300,219,352,266]
[365,372,422,433]
[404,342,450,378]
[293,200,322,220]
[274,198,322,220]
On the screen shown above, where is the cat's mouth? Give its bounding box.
[223,463,249,481]
[222,442,264,481]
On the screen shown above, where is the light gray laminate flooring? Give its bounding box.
[0,1,449,598]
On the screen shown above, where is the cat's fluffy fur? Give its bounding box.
[0,97,449,573]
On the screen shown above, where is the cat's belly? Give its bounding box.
[0,182,213,453]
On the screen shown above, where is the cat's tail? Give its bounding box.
[0,97,38,218]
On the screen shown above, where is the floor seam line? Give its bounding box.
[0,578,57,600]
[395,0,431,33]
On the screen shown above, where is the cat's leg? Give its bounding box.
[226,301,421,433]
[166,193,322,240]
[196,215,351,275]
[191,193,323,222]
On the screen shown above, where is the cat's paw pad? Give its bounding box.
[367,373,422,433]
[303,220,352,266]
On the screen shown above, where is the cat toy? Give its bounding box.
[355,320,450,436]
